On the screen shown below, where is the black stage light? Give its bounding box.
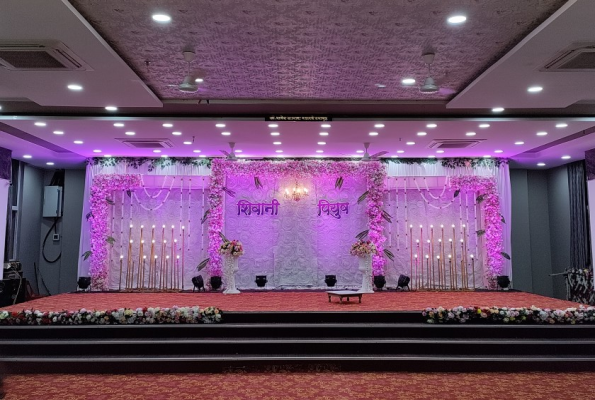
[397,275,411,291]
[77,277,91,291]
[497,275,511,290]
[192,276,205,292]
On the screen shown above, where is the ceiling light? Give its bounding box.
[125,131,135,136]
[93,149,101,153]
[67,84,83,91]
[492,107,504,113]
[46,162,54,166]
[447,15,467,24]
[221,131,231,136]
[479,123,490,128]
[527,86,543,93]
[494,150,503,153]
[406,141,415,145]
[74,140,83,144]
[391,155,399,158]
[374,124,385,128]
[401,78,416,85]
[271,132,280,136]
[237,154,247,158]
[172,131,182,136]
[428,155,436,158]
[537,163,546,167]
[466,132,476,136]
[316,150,324,153]
[276,150,283,153]
[23,155,32,159]
[515,141,524,145]
[556,123,568,128]
[268,124,278,128]
[321,124,331,128]
[561,155,571,160]
[183,141,192,145]
[277,154,285,158]
[105,106,118,111]
[199,155,206,158]
[375,83,386,88]
[195,78,204,83]
[317,142,326,145]
[163,123,173,128]
[426,123,437,128]
[369,132,379,136]
[417,131,427,136]
[397,150,404,154]
[215,123,226,128]
[53,130,64,135]
[193,150,201,153]
[273,142,282,145]
[483,155,491,158]
[114,123,124,127]
[0,105,3,110]
[436,150,445,154]
[319,132,329,136]
[153,149,161,153]
[235,150,242,153]
[536,131,547,136]
[34,122,46,127]
[356,150,364,153]
[152,14,171,23]
[160,155,168,158]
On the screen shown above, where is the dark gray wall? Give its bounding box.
[510,166,570,299]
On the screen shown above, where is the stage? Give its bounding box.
[3,290,581,313]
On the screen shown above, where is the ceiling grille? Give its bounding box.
[0,41,89,71]
[118,139,174,149]
[428,139,483,149]
[543,45,595,71]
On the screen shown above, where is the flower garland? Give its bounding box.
[89,174,142,290]
[449,176,503,281]
[208,159,387,276]
[423,305,595,325]
[0,306,223,325]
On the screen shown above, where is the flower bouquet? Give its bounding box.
[218,239,244,257]
[349,240,378,257]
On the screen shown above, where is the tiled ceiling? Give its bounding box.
[69,0,566,101]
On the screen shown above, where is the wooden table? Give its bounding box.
[327,290,363,303]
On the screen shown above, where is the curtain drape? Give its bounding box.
[568,161,591,269]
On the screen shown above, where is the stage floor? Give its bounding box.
[3,290,582,313]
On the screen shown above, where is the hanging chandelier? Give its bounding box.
[284,181,309,202]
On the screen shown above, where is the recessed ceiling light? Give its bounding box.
[397,150,404,154]
[268,124,278,128]
[273,142,282,145]
[114,123,124,127]
[125,131,135,136]
[314,154,324,158]
[527,86,543,93]
[428,155,436,158]
[93,149,101,153]
[152,14,171,23]
[391,155,399,158]
[537,163,546,167]
[466,132,476,136]
[401,78,416,85]
[237,154,247,158]
[515,141,524,145]
[316,150,324,153]
[0,105,3,110]
[561,155,571,160]
[271,132,280,136]
[276,150,283,153]
[536,131,548,136]
[215,123,226,128]
[426,123,437,128]
[492,107,505,113]
[277,154,285,158]
[235,150,242,153]
[23,155,32,159]
[53,130,64,135]
[369,132,379,136]
[556,123,568,128]
[483,155,491,158]
[183,141,192,145]
[199,155,206,158]
[172,131,182,136]
[193,150,201,153]
[321,124,331,128]
[356,150,364,153]
[318,142,326,145]
[153,149,161,153]
[447,15,467,24]
[406,141,415,145]
[163,123,173,128]
[319,132,328,136]
[195,78,204,83]
[67,84,83,91]
[436,150,445,154]
[479,123,490,128]
[374,124,385,128]
[46,162,54,166]
[417,132,427,136]
[160,155,168,158]
[221,131,231,136]
[105,106,118,111]
[34,122,46,127]
[74,140,83,144]
[375,83,386,88]
[494,150,503,153]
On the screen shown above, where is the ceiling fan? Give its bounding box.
[418,51,456,95]
[220,142,238,160]
[167,50,204,93]
[361,142,388,161]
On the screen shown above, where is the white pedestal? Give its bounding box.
[357,255,374,293]
[223,255,240,294]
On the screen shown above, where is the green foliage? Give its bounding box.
[335,176,344,189]
[501,251,511,260]
[197,258,210,271]
[383,157,508,169]
[384,248,395,261]
[357,191,369,204]
[453,189,460,198]
[218,231,229,243]
[254,176,263,189]
[222,187,236,197]
[500,214,506,224]
[476,194,485,203]
[201,209,210,224]
[106,236,116,246]
[82,250,92,261]
[105,198,115,205]
[476,229,485,236]
[381,209,392,223]
[87,156,212,171]
[355,230,369,240]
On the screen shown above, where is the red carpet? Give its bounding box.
[3,291,581,312]
[4,372,595,400]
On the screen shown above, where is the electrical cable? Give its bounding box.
[34,262,51,296]
[42,217,61,263]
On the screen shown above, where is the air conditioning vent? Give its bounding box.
[0,41,90,71]
[428,139,484,149]
[542,44,595,71]
[118,139,174,149]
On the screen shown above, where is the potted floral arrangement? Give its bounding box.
[218,239,244,258]
[350,240,377,293]
[218,239,244,294]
